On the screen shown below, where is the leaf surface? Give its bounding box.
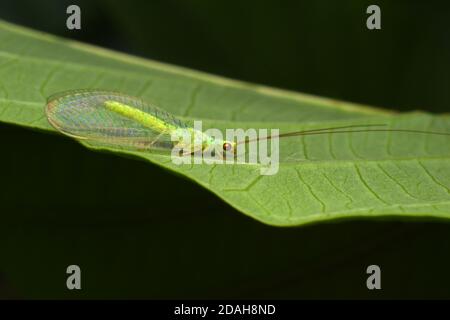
[1,20,449,226]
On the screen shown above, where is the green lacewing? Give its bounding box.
[45,90,450,157]
[46,90,224,155]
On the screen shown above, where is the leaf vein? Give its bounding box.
[354,164,390,205]
[295,168,326,213]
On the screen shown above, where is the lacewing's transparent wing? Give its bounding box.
[46,90,190,151]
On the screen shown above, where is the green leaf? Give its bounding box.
[0,19,449,226]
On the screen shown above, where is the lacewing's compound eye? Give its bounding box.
[223,142,232,152]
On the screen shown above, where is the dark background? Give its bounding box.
[0,0,449,299]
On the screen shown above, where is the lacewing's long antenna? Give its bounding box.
[237,124,450,145]
[237,124,386,145]
[275,124,387,138]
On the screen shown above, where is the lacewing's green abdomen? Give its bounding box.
[103,100,177,133]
